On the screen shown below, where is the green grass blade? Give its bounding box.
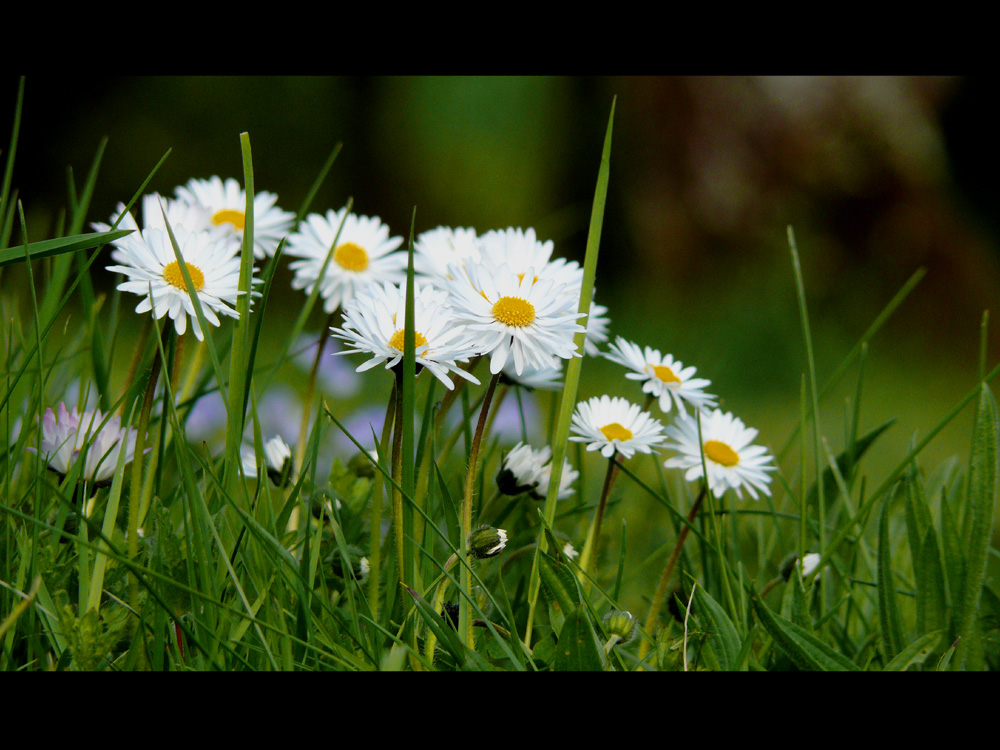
[0,230,131,268]
[752,589,860,671]
[954,382,999,668]
[877,488,905,662]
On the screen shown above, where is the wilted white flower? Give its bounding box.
[31,403,140,485]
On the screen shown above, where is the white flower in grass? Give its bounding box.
[241,435,292,485]
[446,261,586,376]
[285,207,407,314]
[583,299,611,357]
[174,176,296,259]
[478,227,581,289]
[569,395,666,460]
[107,225,254,341]
[605,337,716,419]
[330,280,482,391]
[413,226,482,284]
[497,442,577,500]
[30,403,140,485]
[563,542,579,560]
[93,193,216,238]
[800,552,822,577]
[662,408,776,500]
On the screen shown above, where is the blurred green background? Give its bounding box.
[4,76,998,601]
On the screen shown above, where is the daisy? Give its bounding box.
[496,442,577,500]
[662,408,776,500]
[174,176,296,259]
[583,299,611,357]
[31,403,140,485]
[241,434,292,485]
[330,280,482,390]
[93,193,217,238]
[285,207,407,314]
[413,225,482,285]
[569,395,666,460]
[478,227,581,290]
[106,225,253,341]
[604,337,717,419]
[445,261,586,376]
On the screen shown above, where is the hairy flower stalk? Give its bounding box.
[637,482,707,663]
[459,371,503,647]
[576,453,623,581]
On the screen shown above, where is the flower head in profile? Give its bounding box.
[285,207,407,314]
[446,261,585,376]
[174,176,296,259]
[496,442,577,501]
[569,395,665,460]
[241,435,293,485]
[605,337,716,419]
[31,403,140,485]
[330,280,481,390]
[662,408,776,500]
[106,225,254,341]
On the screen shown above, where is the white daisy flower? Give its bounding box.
[478,227,581,289]
[800,552,822,577]
[445,261,586,376]
[330,280,482,390]
[496,442,577,500]
[605,337,717,419]
[285,207,407,314]
[30,403,140,485]
[569,395,666,460]
[93,193,216,237]
[413,226,482,284]
[174,176,296,259]
[662,408,776,500]
[583,299,611,357]
[563,542,579,560]
[241,434,292,485]
[106,225,254,341]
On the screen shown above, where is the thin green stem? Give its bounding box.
[577,453,622,582]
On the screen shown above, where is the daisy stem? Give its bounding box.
[459,370,502,648]
[368,378,396,625]
[127,322,167,620]
[577,453,622,583]
[637,482,707,663]
[294,314,335,476]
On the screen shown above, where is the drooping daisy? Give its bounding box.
[285,207,407,314]
[413,225,482,285]
[662,408,776,500]
[331,280,482,390]
[174,176,296,259]
[496,442,577,500]
[106,225,254,341]
[446,261,586,376]
[605,337,717,419]
[241,434,293,485]
[30,403,140,485]
[569,395,666,460]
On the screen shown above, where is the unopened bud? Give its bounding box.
[467,525,508,559]
[603,609,638,647]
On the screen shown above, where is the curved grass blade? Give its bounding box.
[877,487,905,662]
[0,229,130,268]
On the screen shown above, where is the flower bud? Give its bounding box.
[603,609,638,647]
[467,525,508,559]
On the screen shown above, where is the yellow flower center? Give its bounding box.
[163,260,205,292]
[492,296,535,327]
[388,329,429,353]
[600,422,633,442]
[212,208,246,230]
[704,440,739,467]
[650,364,681,385]
[334,242,369,272]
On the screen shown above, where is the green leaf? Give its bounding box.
[553,605,605,671]
[693,584,741,671]
[538,551,580,616]
[877,488,906,662]
[806,418,895,507]
[0,229,130,268]
[883,630,943,672]
[752,589,860,671]
[917,527,949,636]
[939,486,965,626]
[955,382,999,668]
